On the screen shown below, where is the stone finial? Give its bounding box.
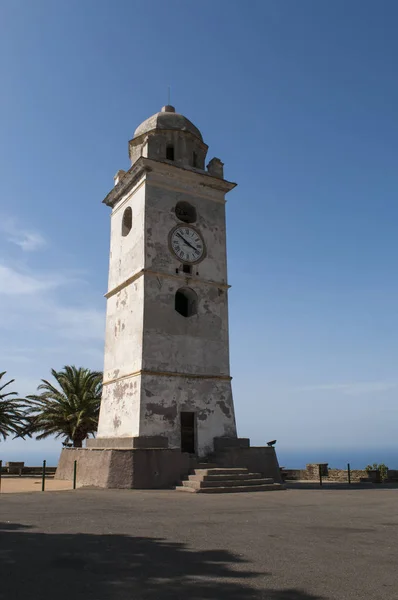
[207,157,224,179]
[114,169,126,186]
[161,105,175,113]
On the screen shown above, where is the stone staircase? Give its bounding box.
[175,467,285,493]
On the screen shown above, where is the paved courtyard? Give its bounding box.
[0,488,396,599]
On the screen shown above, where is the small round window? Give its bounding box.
[122,207,132,236]
[175,201,196,224]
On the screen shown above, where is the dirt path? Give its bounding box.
[0,477,73,493]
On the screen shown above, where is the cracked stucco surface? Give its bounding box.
[97,135,237,455]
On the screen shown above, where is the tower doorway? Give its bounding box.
[180,412,196,454]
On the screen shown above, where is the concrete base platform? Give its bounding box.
[55,447,190,489]
[55,437,283,490]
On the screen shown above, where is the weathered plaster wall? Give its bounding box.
[98,178,147,439]
[145,170,228,284]
[142,275,230,375]
[107,181,145,292]
[139,373,236,456]
[98,371,236,453]
[103,277,144,382]
[97,132,237,452]
[97,375,141,438]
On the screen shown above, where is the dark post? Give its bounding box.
[73,460,77,490]
[347,463,351,485]
[318,464,323,487]
[41,460,46,491]
[0,460,2,493]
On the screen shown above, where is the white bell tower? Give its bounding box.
[96,105,237,457]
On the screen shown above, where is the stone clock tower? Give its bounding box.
[97,105,237,457]
[56,105,282,489]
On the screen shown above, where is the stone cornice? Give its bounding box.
[102,160,149,208]
[103,368,232,386]
[105,267,230,299]
[143,157,237,193]
[102,157,236,208]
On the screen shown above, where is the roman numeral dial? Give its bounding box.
[169,225,206,264]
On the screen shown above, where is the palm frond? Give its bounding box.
[21,366,103,447]
[0,372,25,441]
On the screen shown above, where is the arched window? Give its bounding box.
[175,287,198,318]
[175,201,196,224]
[122,207,132,236]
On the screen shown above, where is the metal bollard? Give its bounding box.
[41,460,46,491]
[73,460,77,490]
[347,463,351,485]
[318,464,323,487]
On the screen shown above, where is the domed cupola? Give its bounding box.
[129,105,208,170]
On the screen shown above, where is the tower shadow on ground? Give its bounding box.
[0,521,325,600]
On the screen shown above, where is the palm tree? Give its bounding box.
[0,372,24,440]
[24,366,103,447]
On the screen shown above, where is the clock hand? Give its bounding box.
[177,232,198,252]
[181,238,197,251]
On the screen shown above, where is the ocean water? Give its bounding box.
[2,446,397,469]
[276,448,398,470]
[1,449,62,467]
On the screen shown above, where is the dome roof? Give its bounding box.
[133,105,203,141]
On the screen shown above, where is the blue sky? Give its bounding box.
[1,0,398,467]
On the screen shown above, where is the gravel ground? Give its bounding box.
[0,487,397,599]
[0,476,72,493]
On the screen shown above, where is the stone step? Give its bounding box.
[182,478,273,489]
[175,485,198,493]
[175,483,285,494]
[188,472,266,482]
[192,468,249,476]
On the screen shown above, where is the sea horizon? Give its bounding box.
[1,446,396,470]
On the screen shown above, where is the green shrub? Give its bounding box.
[365,463,388,481]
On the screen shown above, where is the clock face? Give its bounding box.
[170,226,205,264]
